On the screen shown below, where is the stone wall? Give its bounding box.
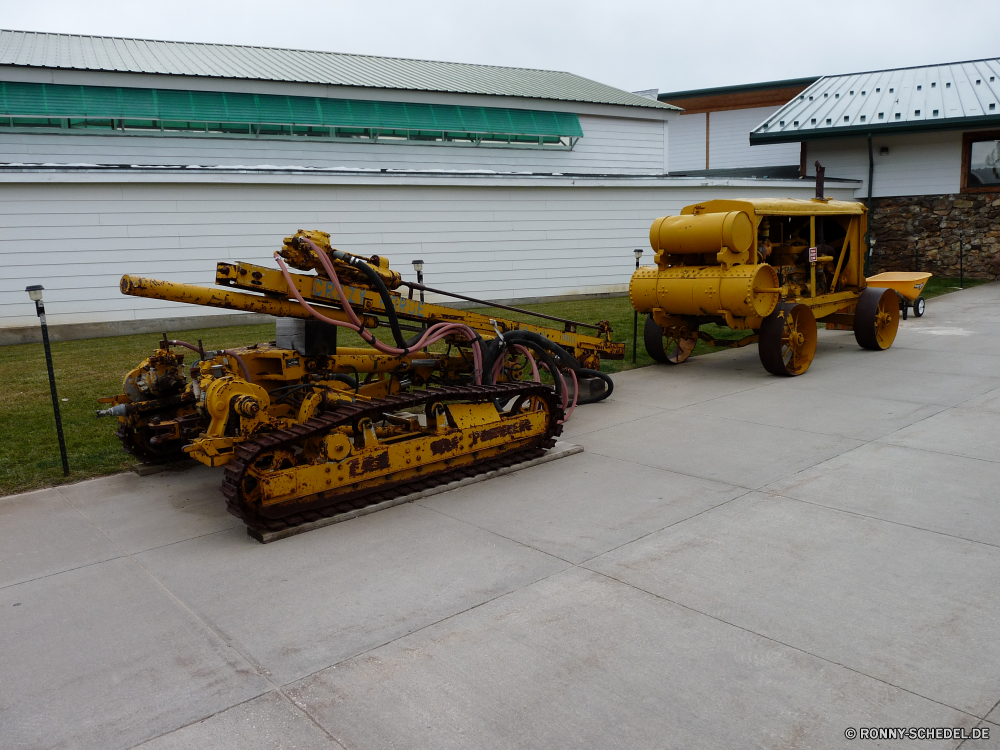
[870,193,1000,278]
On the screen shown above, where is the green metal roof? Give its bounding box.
[0,30,674,111]
[0,81,584,137]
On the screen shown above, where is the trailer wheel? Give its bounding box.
[758,303,817,376]
[855,287,900,350]
[912,296,926,317]
[644,315,696,364]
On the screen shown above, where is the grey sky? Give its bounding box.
[4,0,998,94]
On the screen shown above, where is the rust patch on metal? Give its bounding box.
[430,436,461,456]
[348,450,391,478]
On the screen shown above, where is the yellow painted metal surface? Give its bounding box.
[217,260,624,362]
[865,272,932,301]
[119,275,372,327]
[630,263,779,319]
[630,195,890,376]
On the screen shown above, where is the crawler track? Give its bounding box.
[221,382,563,532]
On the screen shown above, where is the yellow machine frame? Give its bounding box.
[630,197,901,375]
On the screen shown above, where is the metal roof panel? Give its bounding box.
[0,29,676,110]
[751,58,1000,143]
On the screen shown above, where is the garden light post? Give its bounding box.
[25,285,69,476]
[411,259,425,303]
[632,249,643,364]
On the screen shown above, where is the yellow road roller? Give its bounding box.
[629,192,900,375]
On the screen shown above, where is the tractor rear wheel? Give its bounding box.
[855,287,900,350]
[758,303,817,376]
[644,315,696,364]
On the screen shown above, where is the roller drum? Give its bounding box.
[629,264,779,318]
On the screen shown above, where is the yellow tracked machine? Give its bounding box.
[630,167,904,375]
[98,231,621,538]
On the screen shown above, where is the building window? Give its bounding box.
[961,131,1000,192]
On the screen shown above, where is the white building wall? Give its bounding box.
[0,114,667,175]
[667,113,705,171]
[805,130,964,197]
[0,176,859,330]
[708,107,801,169]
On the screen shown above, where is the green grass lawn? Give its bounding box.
[1,277,990,496]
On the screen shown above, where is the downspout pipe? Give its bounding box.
[865,133,874,276]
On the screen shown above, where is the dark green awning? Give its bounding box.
[0,81,583,138]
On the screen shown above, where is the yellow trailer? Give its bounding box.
[866,271,932,318]
[629,194,900,375]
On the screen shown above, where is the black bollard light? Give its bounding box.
[25,285,70,476]
[632,249,643,364]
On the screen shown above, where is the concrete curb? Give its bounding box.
[250,440,584,544]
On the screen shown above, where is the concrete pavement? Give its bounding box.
[2,282,999,749]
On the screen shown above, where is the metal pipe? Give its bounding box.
[120,275,364,325]
[400,281,598,331]
[25,286,69,476]
[866,133,874,276]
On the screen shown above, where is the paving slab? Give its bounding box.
[0,487,121,588]
[287,568,975,750]
[582,409,863,489]
[681,380,947,441]
[765,442,1000,546]
[131,691,340,750]
[558,396,668,439]
[880,407,1000,464]
[781,357,1000,407]
[587,492,1000,717]
[0,557,269,750]
[851,344,1000,379]
[136,503,568,685]
[57,463,240,554]
[421,451,745,564]
[961,385,1000,413]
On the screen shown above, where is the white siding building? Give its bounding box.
[0,31,856,342]
[659,78,817,174]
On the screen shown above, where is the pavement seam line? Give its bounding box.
[585,567,988,723]
[54,487,348,750]
[283,487,751,690]
[281,561,577,689]
[760,489,1000,551]
[413,469,751,566]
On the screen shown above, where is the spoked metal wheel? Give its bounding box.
[854,287,900,350]
[644,315,697,365]
[758,303,817,376]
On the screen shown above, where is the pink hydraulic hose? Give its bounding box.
[273,249,483,383]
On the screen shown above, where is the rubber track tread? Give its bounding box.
[222,382,563,532]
